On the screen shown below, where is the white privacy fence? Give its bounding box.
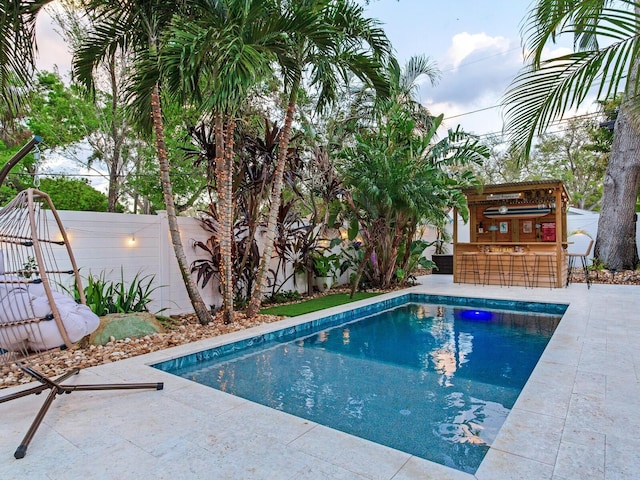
[53,210,214,315]
[53,210,310,315]
[5,205,636,316]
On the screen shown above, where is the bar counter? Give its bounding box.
[454,242,568,288]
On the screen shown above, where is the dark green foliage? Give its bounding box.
[27,72,100,147]
[0,71,103,202]
[338,112,487,289]
[262,290,302,305]
[75,269,163,316]
[37,177,110,211]
[311,251,340,277]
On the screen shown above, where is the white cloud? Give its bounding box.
[444,32,512,70]
[411,33,528,135]
[35,7,72,78]
[520,45,573,63]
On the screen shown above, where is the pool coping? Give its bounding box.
[151,292,568,475]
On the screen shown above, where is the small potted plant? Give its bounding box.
[432,226,453,274]
[312,252,338,292]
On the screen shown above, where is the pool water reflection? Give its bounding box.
[161,301,562,474]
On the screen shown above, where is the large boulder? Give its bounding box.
[89,312,165,346]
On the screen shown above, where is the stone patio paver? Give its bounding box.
[1,275,639,479]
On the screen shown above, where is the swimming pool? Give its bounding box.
[153,294,566,474]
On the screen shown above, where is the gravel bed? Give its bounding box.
[568,268,640,285]
[1,312,284,389]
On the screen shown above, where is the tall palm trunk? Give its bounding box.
[151,84,213,325]
[214,113,234,324]
[246,78,300,318]
[382,223,403,288]
[107,51,123,212]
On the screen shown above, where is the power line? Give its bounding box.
[11,171,195,180]
[444,104,500,120]
[475,111,605,141]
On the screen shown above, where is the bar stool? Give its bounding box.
[507,250,530,288]
[484,251,506,287]
[532,251,557,288]
[567,238,594,289]
[459,251,481,285]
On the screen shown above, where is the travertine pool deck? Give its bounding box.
[1,275,638,479]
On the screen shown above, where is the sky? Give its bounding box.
[362,0,579,138]
[34,0,576,140]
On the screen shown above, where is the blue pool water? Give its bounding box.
[153,295,565,474]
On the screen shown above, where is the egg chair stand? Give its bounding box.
[0,189,163,460]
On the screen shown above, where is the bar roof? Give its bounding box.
[463,179,570,204]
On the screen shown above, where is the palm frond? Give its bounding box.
[399,54,440,94]
[0,0,53,117]
[505,1,640,155]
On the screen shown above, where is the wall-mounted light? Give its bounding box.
[128,234,136,246]
[56,230,67,244]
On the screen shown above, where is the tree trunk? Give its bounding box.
[223,117,236,323]
[593,99,640,270]
[350,244,374,299]
[214,114,234,324]
[151,84,213,325]
[246,78,300,318]
[107,51,123,213]
[594,28,640,271]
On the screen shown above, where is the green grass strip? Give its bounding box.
[260,292,382,317]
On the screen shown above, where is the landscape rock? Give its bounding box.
[89,312,165,346]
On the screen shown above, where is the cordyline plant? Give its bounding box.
[191,204,261,310]
[187,116,306,313]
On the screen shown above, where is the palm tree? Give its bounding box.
[503,0,640,269]
[160,0,296,323]
[333,54,483,293]
[74,0,214,325]
[350,54,440,134]
[245,0,392,318]
[0,0,54,117]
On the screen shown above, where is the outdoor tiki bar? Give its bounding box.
[453,180,570,288]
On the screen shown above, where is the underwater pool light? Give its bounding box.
[459,309,493,321]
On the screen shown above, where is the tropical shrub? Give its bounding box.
[71,269,162,316]
[262,290,302,305]
[338,112,487,291]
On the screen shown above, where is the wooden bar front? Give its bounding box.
[454,180,570,288]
